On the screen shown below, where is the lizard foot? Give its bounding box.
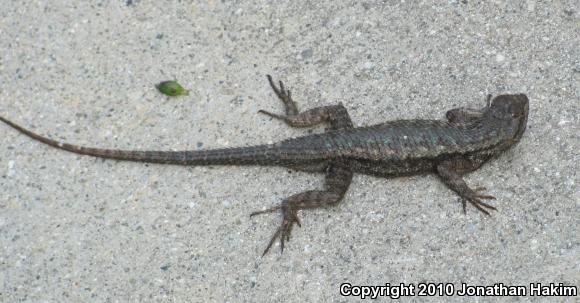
[250,204,301,256]
[461,189,496,216]
[258,75,298,120]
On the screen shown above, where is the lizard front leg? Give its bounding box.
[251,162,353,255]
[445,95,491,124]
[436,158,497,215]
[259,75,354,131]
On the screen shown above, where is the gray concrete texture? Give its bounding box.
[0,1,578,302]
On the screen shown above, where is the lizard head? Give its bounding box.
[486,94,529,146]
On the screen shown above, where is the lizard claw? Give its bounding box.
[249,204,281,217]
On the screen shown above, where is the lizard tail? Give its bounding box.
[0,115,283,166]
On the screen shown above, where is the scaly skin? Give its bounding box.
[0,75,529,255]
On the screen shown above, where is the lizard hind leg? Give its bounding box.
[259,75,354,131]
[250,162,353,256]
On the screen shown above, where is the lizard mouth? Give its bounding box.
[512,98,529,143]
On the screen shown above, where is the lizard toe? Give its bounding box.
[467,197,497,216]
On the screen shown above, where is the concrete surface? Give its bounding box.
[0,1,578,302]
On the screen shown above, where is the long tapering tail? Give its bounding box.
[0,115,287,166]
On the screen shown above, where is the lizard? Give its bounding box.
[0,75,529,255]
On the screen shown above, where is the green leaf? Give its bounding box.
[156,80,189,96]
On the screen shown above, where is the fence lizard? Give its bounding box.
[0,75,529,255]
